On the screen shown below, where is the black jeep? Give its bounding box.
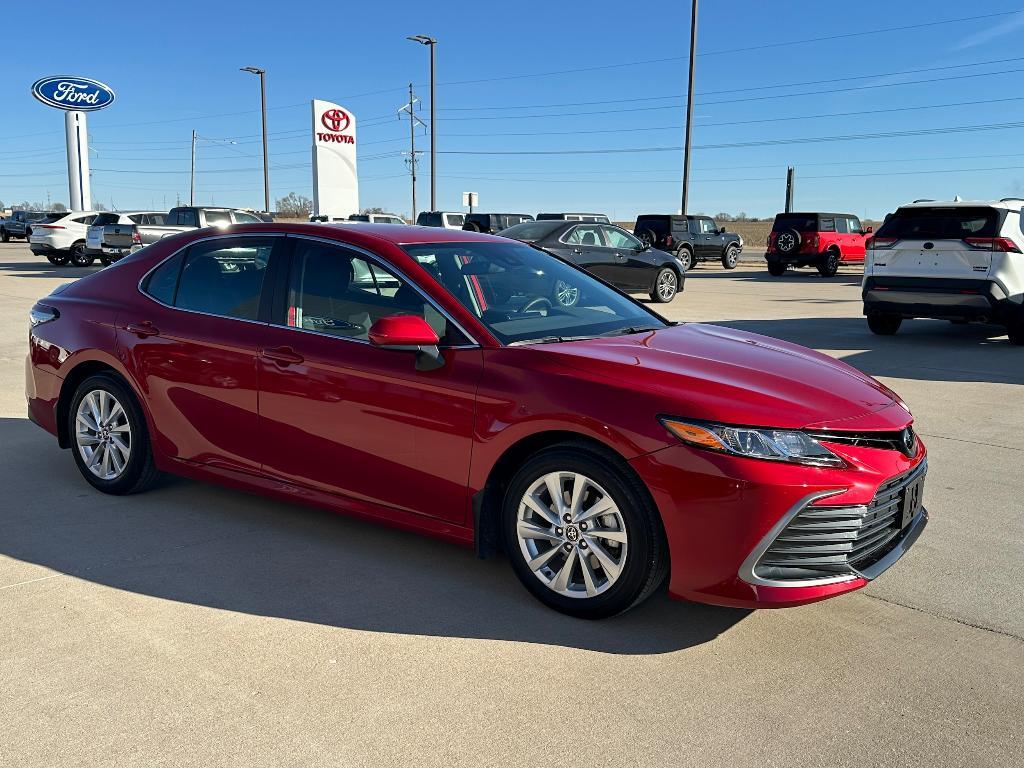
[462,213,534,234]
[633,214,743,270]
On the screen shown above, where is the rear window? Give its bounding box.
[773,214,818,232]
[501,220,563,242]
[93,213,120,226]
[875,207,999,240]
[634,216,671,236]
[445,213,465,226]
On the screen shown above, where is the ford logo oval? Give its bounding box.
[31,75,115,112]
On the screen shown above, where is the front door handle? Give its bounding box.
[259,346,304,366]
[125,322,159,338]
[572,248,583,255]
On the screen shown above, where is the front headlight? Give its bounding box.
[660,418,846,467]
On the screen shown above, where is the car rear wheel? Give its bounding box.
[649,267,679,303]
[1,229,9,242]
[674,246,693,271]
[722,244,740,269]
[69,242,94,267]
[69,373,159,495]
[817,249,840,277]
[767,261,787,276]
[46,253,69,266]
[503,447,667,618]
[867,313,902,336]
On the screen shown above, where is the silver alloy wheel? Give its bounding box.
[75,389,132,481]
[554,279,580,307]
[725,246,739,267]
[516,471,628,599]
[657,269,678,301]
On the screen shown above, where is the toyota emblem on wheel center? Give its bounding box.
[321,108,350,133]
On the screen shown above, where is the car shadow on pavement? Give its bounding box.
[0,260,102,280]
[0,417,749,655]
[703,316,1024,386]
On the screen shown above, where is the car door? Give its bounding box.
[255,236,483,525]
[117,234,281,472]
[600,225,654,288]
[562,224,616,282]
[695,217,720,258]
[846,216,866,261]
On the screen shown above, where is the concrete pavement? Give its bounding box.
[0,243,1021,767]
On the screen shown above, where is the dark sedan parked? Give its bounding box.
[501,220,685,303]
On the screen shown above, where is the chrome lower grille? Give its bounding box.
[753,460,927,583]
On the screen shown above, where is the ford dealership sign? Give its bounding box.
[31,76,115,111]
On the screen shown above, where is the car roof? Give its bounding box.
[775,211,857,218]
[897,199,1022,210]
[227,221,511,246]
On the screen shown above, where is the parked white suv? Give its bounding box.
[864,199,1024,345]
[28,211,100,267]
[415,211,466,229]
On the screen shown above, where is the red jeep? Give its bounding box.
[765,212,871,276]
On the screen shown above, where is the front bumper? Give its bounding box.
[629,440,927,608]
[863,276,1024,324]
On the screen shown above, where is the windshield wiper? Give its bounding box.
[510,334,598,346]
[599,326,663,337]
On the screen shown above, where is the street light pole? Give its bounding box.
[407,35,437,211]
[681,0,698,215]
[241,66,269,213]
[190,129,197,206]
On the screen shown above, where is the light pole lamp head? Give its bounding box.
[406,35,437,46]
[240,66,266,75]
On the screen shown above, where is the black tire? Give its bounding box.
[68,373,159,495]
[638,229,657,248]
[767,260,787,276]
[1007,322,1024,346]
[649,266,680,303]
[463,222,482,232]
[817,249,840,277]
[775,228,801,255]
[100,256,111,267]
[69,242,94,267]
[1,228,9,242]
[722,244,740,269]
[502,445,668,619]
[674,246,693,271]
[46,253,69,266]
[867,313,902,336]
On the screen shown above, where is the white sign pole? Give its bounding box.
[64,110,91,211]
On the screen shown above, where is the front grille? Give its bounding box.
[806,426,918,457]
[754,460,927,583]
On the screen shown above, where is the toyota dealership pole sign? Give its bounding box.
[311,100,358,218]
[31,76,115,211]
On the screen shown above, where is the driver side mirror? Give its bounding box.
[718,227,727,235]
[368,315,445,371]
[865,226,874,234]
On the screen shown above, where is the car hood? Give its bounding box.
[539,323,911,431]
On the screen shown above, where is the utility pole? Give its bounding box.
[680,0,699,215]
[190,130,197,206]
[399,83,426,220]
[408,36,438,210]
[785,166,795,212]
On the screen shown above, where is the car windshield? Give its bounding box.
[501,220,565,242]
[875,207,999,240]
[92,213,120,226]
[773,214,818,232]
[402,241,667,345]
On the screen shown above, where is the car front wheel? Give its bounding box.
[722,245,740,269]
[69,242,94,267]
[69,373,159,495]
[649,267,679,303]
[817,249,840,277]
[503,446,667,618]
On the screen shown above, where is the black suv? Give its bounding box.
[462,213,534,234]
[633,214,743,270]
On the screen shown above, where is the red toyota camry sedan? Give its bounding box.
[26,223,927,618]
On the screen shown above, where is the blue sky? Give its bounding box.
[3,0,1024,220]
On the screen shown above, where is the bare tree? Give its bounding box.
[361,206,386,214]
[52,202,67,212]
[275,192,313,217]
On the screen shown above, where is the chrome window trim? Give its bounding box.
[558,224,607,248]
[277,233,481,349]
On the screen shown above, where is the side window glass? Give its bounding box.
[602,226,640,249]
[284,241,464,345]
[848,216,862,234]
[174,238,273,320]
[233,212,261,224]
[205,210,231,226]
[565,225,605,246]
[143,251,185,305]
[835,217,850,234]
[180,210,198,227]
[700,219,715,234]
[820,218,836,232]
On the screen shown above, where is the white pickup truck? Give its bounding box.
[101,206,266,262]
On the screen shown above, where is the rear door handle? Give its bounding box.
[125,322,159,338]
[259,346,304,366]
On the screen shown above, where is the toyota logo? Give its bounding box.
[321,109,350,133]
[902,427,916,456]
